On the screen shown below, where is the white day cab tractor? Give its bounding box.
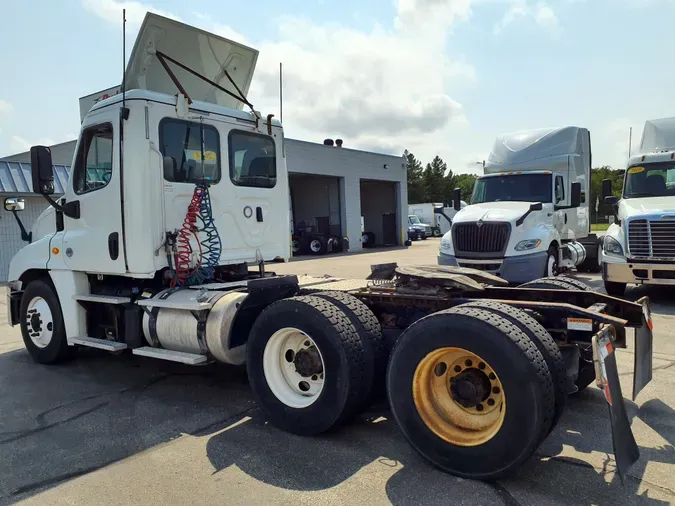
[437,126,602,284]
[2,13,654,483]
[600,117,675,296]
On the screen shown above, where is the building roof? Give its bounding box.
[0,161,70,194]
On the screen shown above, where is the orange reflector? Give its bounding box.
[517,171,523,174]
[51,247,59,255]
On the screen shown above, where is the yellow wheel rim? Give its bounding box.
[413,347,506,447]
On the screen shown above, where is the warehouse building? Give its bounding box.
[0,138,407,281]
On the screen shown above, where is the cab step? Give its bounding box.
[132,346,208,365]
[73,294,132,304]
[69,336,128,351]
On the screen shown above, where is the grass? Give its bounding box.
[591,223,611,232]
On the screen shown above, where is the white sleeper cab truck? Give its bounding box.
[601,117,675,296]
[437,126,602,284]
[1,13,656,483]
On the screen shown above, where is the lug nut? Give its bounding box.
[493,386,500,394]
[476,404,484,412]
[454,365,462,373]
[489,373,496,380]
[478,362,486,370]
[465,359,473,367]
[487,398,495,406]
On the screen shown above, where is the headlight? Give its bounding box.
[604,236,623,256]
[514,239,542,251]
[440,237,452,250]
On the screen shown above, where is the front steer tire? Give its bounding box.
[20,279,75,365]
[246,296,374,436]
[387,306,555,480]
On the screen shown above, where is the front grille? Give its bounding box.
[453,222,510,256]
[628,218,675,258]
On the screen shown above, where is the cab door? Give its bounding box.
[56,113,126,273]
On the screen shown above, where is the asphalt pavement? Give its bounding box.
[1,239,674,505]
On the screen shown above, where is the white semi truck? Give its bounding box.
[438,126,602,283]
[409,201,467,237]
[1,13,654,483]
[601,117,675,296]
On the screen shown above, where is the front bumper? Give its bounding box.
[437,251,547,284]
[603,261,675,286]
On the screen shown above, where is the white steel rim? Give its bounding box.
[25,297,54,348]
[263,327,325,408]
[547,254,556,277]
[597,244,602,266]
[310,240,322,253]
[292,240,300,253]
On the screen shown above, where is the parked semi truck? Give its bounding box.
[601,117,675,296]
[437,126,602,283]
[2,13,654,483]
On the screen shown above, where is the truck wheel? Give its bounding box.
[309,236,328,255]
[313,291,387,400]
[19,279,75,364]
[519,276,593,291]
[517,277,598,393]
[387,306,555,480]
[545,246,558,277]
[456,301,566,437]
[247,296,373,435]
[604,280,626,297]
[433,228,442,237]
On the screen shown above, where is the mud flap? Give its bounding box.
[633,296,653,401]
[593,328,639,484]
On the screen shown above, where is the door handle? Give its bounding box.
[108,232,120,260]
[256,207,263,222]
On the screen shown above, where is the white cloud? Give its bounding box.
[81,0,180,29]
[0,99,13,117]
[9,136,57,154]
[494,0,559,34]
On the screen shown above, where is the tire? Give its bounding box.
[20,279,74,364]
[456,301,566,436]
[387,306,555,480]
[313,291,387,400]
[433,228,442,237]
[246,296,373,435]
[544,246,558,277]
[291,236,302,256]
[517,277,597,394]
[519,276,593,292]
[604,280,627,297]
[308,236,328,256]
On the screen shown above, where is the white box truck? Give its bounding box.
[437,126,602,283]
[409,201,467,237]
[600,117,675,296]
[0,13,654,483]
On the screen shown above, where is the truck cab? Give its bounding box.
[438,126,601,284]
[601,117,675,296]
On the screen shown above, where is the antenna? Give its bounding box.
[122,8,126,112]
[628,127,632,158]
[279,62,283,123]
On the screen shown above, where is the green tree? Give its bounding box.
[423,155,451,203]
[404,150,425,204]
[452,174,478,203]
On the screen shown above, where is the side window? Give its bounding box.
[228,130,276,188]
[555,176,565,203]
[73,123,113,195]
[159,118,221,184]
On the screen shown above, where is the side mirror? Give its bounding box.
[163,156,176,181]
[30,145,54,195]
[529,202,543,211]
[570,182,581,208]
[4,197,25,212]
[604,195,618,207]
[601,178,612,199]
[453,188,461,211]
[433,205,443,214]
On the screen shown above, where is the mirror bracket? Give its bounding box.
[43,195,80,219]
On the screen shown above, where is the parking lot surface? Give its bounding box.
[1,239,674,505]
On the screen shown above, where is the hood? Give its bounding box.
[619,197,675,218]
[453,202,536,224]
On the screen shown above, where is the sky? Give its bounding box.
[0,0,673,174]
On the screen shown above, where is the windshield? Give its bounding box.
[471,174,552,204]
[408,215,421,224]
[624,162,675,198]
